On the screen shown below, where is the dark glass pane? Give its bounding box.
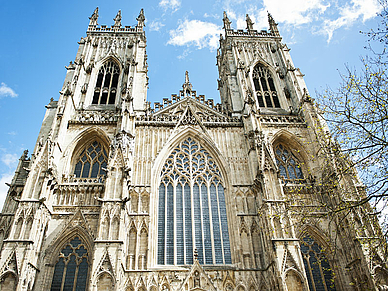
[62,245,73,257]
[96,71,104,88]
[63,255,77,290]
[90,152,96,160]
[50,259,65,291]
[91,162,99,178]
[219,185,232,264]
[193,183,203,264]
[257,94,265,107]
[108,91,116,104]
[253,78,261,91]
[103,73,111,88]
[210,184,222,264]
[202,184,212,264]
[265,93,273,108]
[303,256,314,291]
[273,94,281,108]
[260,77,268,91]
[74,162,82,178]
[100,92,108,105]
[176,184,184,264]
[157,184,165,264]
[75,246,87,257]
[92,91,100,104]
[100,162,107,176]
[310,254,325,291]
[75,258,88,291]
[70,237,81,248]
[268,77,276,91]
[185,184,193,264]
[111,73,119,88]
[166,184,174,264]
[81,162,90,178]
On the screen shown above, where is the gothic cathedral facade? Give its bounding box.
[0,8,386,291]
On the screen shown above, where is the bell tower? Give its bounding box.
[217,12,307,117]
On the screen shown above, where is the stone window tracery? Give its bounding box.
[274,143,304,182]
[300,235,336,291]
[252,64,280,108]
[157,137,232,265]
[74,141,108,178]
[92,60,120,105]
[50,236,89,291]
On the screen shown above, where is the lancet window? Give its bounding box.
[300,235,336,291]
[274,143,304,182]
[252,63,280,108]
[92,61,120,105]
[50,236,89,291]
[74,141,108,178]
[157,137,232,265]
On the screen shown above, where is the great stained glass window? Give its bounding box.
[92,61,120,105]
[74,141,108,178]
[274,143,304,181]
[252,63,280,108]
[158,137,232,265]
[301,235,336,291]
[50,237,89,291]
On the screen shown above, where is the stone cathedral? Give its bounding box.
[0,8,387,291]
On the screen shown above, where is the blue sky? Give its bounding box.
[0,0,383,208]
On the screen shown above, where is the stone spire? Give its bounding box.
[246,14,254,31]
[182,71,193,96]
[268,12,280,36]
[223,11,231,30]
[113,10,122,28]
[137,9,145,28]
[89,7,99,26]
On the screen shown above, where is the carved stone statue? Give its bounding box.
[113,10,122,28]
[223,11,231,30]
[246,14,254,31]
[89,7,98,26]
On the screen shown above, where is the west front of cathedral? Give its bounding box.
[0,8,387,291]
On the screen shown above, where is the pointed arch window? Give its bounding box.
[274,143,304,182]
[92,61,120,105]
[157,137,232,265]
[74,141,108,178]
[50,236,89,291]
[253,64,280,108]
[300,235,336,291]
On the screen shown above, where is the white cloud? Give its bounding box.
[1,153,18,168]
[223,0,382,42]
[0,82,18,98]
[159,0,181,12]
[322,0,381,42]
[167,19,223,51]
[7,131,17,136]
[0,173,13,211]
[149,20,165,32]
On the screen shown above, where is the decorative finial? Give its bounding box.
[113,10,122,28]
[194,248,198,261]
[89,7,99,26]
[137,8,145,27]
[182,71,192,96]
[246,14,254,31]
[223,11,231,30]
[268,12,280,36]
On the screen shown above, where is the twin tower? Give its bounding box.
[0,8,386,291]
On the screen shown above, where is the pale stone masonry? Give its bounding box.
[0,8,387,291]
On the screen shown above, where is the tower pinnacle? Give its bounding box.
[223,11,231,30]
